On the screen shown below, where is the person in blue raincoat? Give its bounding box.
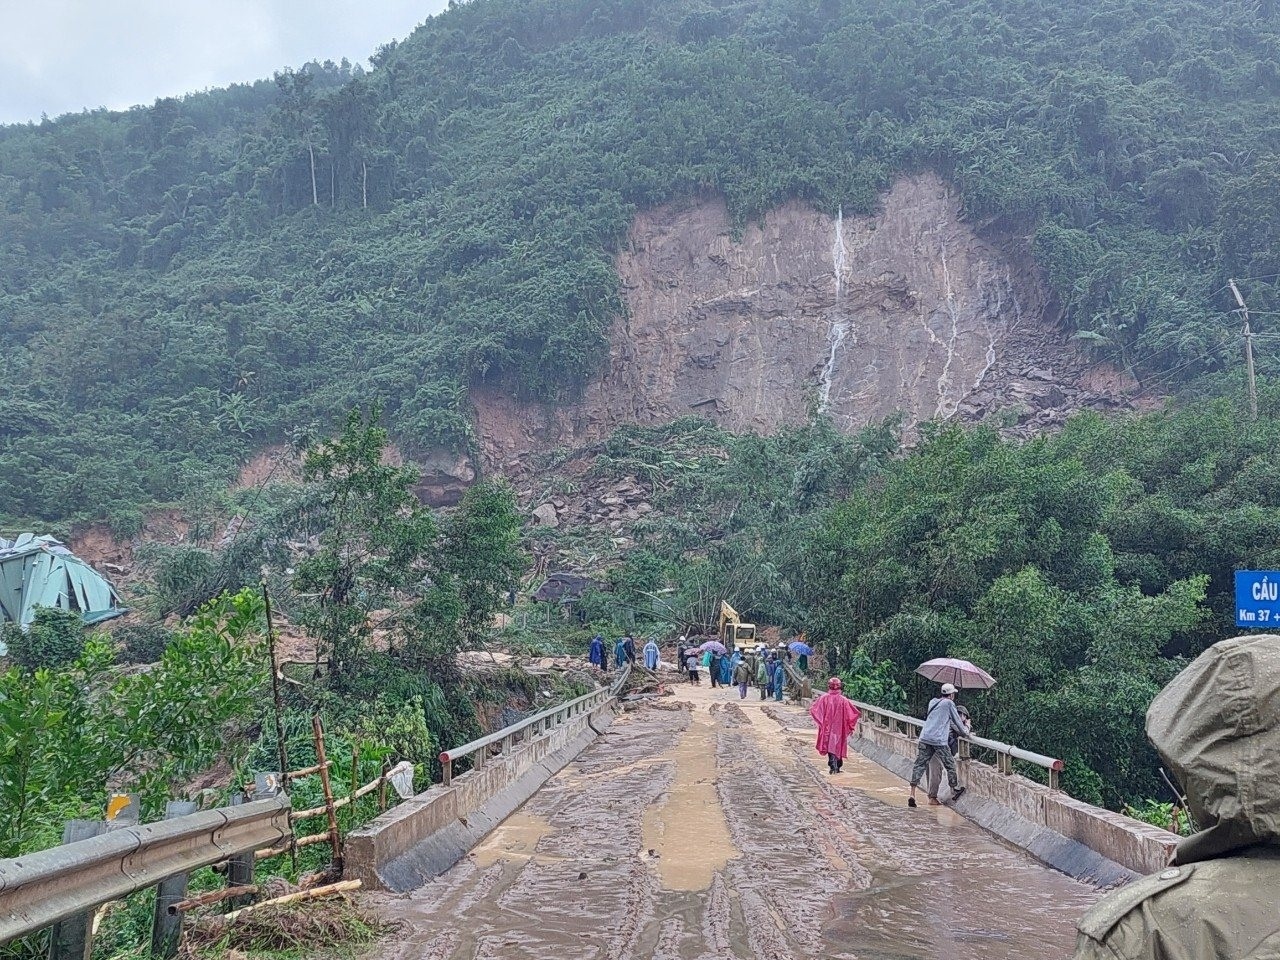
[614,637,627,670]
[588,635,605,669]
[643,638,660,670]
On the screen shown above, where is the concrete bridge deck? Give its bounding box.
[372,683,1097,960]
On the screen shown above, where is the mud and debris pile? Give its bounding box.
[526,474,655,540]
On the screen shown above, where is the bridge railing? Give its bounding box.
[0,795,291,945]
[780,660,812,699]
[850,699,1065,790]
[439,664,630,786]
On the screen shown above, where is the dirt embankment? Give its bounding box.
[475,173,1138,475]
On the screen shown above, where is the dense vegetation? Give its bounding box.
[0,411,531,868]
[581,384,1280,808]
[4,0,1280,528]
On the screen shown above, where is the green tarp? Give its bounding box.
[0,534,126,652]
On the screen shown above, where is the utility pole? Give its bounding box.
[1229,278,1259,420]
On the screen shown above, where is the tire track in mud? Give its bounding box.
[372,701,688,960]
[712,702,869,957]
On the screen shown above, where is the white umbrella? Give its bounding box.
[915,657,996,689]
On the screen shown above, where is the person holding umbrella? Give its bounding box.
[696,640,727,688]
[907,683,968,807]
[912,656,993,803]
[789,639,814,673]
[926,703,971,805]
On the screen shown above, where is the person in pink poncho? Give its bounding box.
[810,677,861,775]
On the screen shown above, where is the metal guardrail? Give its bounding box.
[0,795,291,944]
[850,699,1065,790]
[439,664,630,786]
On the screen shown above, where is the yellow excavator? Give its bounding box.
[718,600,757,651]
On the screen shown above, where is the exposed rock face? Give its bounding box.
[412,449,477,508]
[474,173,1136,471]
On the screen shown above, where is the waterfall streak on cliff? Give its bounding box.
[819,208,848,411]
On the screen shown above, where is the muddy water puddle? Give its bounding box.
[641,702,740,890]
[374,681,1099,960]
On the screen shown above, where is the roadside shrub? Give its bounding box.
[3,608,85,671]
[116,622,174,663]
[144,546,218,616]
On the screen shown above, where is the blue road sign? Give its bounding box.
[1235,570,1280,628]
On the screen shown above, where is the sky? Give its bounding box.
[0,0,451,125]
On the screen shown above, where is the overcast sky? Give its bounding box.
[0,0,451,125]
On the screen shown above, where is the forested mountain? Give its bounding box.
[3,0,1280,528]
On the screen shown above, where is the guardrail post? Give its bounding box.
[47,821,104,960]
[151,801,198,958]
[227,794,256,909]
[1049,768,1060,791]
[442,757,452,786]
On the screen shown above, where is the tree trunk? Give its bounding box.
[308,144,318,206]
[330,157,335,207]
[362,161,368,210]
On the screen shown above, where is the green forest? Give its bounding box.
[576,385,1280,809]
[4,0,1280,528]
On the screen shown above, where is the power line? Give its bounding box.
[1126,352,1225,404]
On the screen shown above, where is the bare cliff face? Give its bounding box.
[474,173,1135,474]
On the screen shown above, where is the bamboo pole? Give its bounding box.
[262,583,289,790]
[285,761,334,780]
[262,581,295,872]
[169,886,259,915]
[256,831,331,860]
[348,741,359,832]
[218,880,361,925]
[312,716,343,866]
[289,766,403,820]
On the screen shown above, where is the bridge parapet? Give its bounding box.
[347,666,630,892]
[852,700,1065,788]
[849,702,1177,885]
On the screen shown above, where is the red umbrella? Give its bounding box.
[915,657,996,689]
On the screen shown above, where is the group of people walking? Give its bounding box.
[588,634,660,671]
[589,634,969,802]
[676,640,796,702]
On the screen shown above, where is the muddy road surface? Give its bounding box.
[372,682,1098,960]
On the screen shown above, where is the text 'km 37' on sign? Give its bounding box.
[1235,570,1280,627]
